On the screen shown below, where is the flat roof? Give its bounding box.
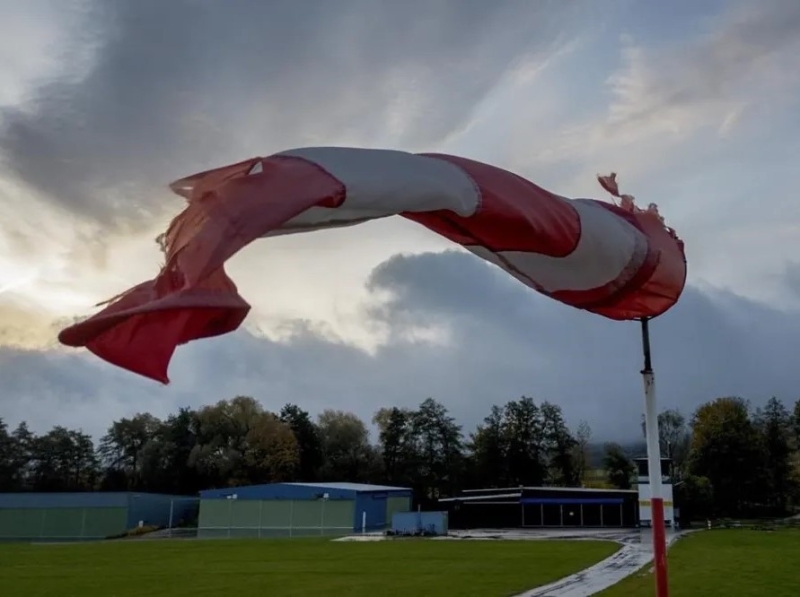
[527,486,638,494]
[439,493,521,503]
[440,486,638,503]
[284,482,410,492]
[462,486,637,494]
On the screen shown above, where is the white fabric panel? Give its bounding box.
[261,147,480,236]
[465,200,646,292]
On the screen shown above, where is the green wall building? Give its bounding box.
[198,482,412,538]
[0,492,197,541]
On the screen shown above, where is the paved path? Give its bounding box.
[339,527,692,596]
[445,529,688,597]
[515,535,670,597]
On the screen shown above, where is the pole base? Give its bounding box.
[651,497,669,597]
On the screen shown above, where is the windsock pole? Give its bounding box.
[640,316,669,597]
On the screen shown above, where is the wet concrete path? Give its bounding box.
[443,529,686,597]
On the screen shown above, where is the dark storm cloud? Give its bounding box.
[0,0,588,228]
[2,251,799,442]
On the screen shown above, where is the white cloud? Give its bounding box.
[525,2,800,173]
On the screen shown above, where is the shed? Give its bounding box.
[0,492,197,542]
[197,482,412,538]
[439,486,639,529]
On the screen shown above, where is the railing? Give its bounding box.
[196,525,356,538]
[702,517,800,530]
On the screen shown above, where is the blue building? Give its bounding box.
[198,482,412,538]
[0,492,198,541]
[439,486,639,529]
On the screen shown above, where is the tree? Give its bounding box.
[754,397,794,513]
[373,407,417,487]
[572,421,592,485]
[675,475,714,523]
[99,413,162,489]
[316,410,377,482]
[136,407,202,494]
[640,409,691,478]
[189,396,299,487]
[792,399,800,448]
[468,405,507,488]
[9,422,35,490]
[29,426,98,491]
[689,397,764,516]
[603,442,635,489]
[242,412,299,483]
[280,404,323,482]
[161,407,202,493]
[411,398,464,498]
[540,401,578,486]
[0,418,16,490]
[502,397,546,486]
[189,404,241,487]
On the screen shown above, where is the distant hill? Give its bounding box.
[586,440,647,468]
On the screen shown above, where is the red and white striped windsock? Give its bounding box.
[59,147,687,383]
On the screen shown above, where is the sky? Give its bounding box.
[1,0,800,443]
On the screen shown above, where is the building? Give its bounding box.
[0,492,198,542]
[634,457,675,527]
[438,486,640,529]
[197,482,412,539]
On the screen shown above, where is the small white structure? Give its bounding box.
[634,457,674,527]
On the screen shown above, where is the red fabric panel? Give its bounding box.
[58,156,345,383]
[407,153,580,255]
[61,271,250,384]
[585,206,687,320]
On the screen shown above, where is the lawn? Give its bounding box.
[0,537,618,597]
[600,529,800,597]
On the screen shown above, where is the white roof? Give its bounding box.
[439,493,521,503]
[286,482,410,492]
[440,486,638,503]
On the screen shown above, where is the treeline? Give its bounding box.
[603,397,800,520]
[0,396,585,504]
[1,395,799,520]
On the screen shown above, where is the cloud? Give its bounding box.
[0,0,92,107]
[783,262,800,300]
[3,1,800,446]
[0,0,588,230]
[525,1,800,179]
[3,251,799,443]
[609,7,800,131]
[0,297,63,349]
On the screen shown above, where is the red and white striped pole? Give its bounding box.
[640,316,669,597]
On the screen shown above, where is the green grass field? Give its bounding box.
[0,537,618,597]
[600,529,800,596]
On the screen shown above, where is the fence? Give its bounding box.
[162,497,200,538]
[702,517,800,531]
[0,496,200,542]
[197,498,358,539]
[0,506,127,541]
